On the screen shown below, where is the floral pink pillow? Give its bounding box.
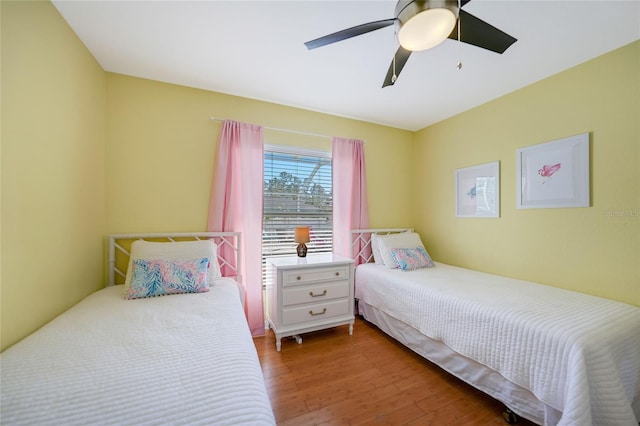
[125,258,210,299]
[389,246,435,271]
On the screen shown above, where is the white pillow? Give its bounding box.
[377,232,427,269]
[370,234,385,265]
[371,231,413,265]
[124,240,220,289]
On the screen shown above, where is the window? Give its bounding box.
[262,145,332,281]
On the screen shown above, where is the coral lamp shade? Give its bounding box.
[294,226,310,243]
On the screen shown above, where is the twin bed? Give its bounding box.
[352,229,640,426]
[1,233,275,425]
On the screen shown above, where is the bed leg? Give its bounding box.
[502,408,519,424]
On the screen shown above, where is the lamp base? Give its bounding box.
[296,243,308,257]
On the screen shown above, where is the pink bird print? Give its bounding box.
[538,163,561,183]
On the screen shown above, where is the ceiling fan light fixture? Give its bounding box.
[398,8,457,51]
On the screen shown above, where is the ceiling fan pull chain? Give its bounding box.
[456,0,462,70]
[392,56,397,83]
[392,29,398,83]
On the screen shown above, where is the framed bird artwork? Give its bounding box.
[455,161,500,218]
[516,133,590,209]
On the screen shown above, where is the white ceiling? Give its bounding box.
[52,0,640,131]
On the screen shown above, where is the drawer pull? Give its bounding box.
[297,276,301,280]
[335,272,340,276]
[309,290,327,297]
[309,308,327,316]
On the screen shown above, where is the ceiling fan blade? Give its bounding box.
[305,18,396,50]
[382,47,412,88]
[449,9,517,54]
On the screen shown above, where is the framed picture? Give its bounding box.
[455,161,500,218]
[516,133,590,209]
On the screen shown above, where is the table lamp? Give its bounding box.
[294,226,310,257]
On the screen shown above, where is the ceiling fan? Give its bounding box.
[304,0,517,88]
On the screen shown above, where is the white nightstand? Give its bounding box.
[265,253,355,351]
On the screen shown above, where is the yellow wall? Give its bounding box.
[106,73,415,233]
[1,1,107,350]
[414,40,639,305]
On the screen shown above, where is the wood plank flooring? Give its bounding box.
[254,317,537,426]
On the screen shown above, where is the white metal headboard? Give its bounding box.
[108,232,242,286]
[351,228,413,264]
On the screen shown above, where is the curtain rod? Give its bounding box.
[209,116,333,140]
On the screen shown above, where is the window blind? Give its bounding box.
[262,146,332,282]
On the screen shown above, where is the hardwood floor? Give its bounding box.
[254,317,537,426]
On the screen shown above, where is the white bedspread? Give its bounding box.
[1,280,275,425]
[355,263,640,426]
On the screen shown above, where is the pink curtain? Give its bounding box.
[332,137,370,265]
[208,120,265,336]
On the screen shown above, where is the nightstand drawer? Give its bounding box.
[282,281,349,306]
[283,266,349,286]
[281,298,349,325]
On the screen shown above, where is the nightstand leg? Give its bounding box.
[276,337,282,352]
[349,321,354,335]
[293,334,302,344]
